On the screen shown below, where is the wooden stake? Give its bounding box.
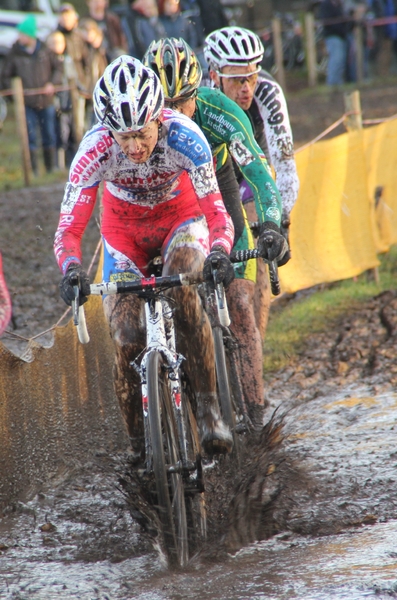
[272,18,286,91]
[11,77,31,186]
[305,12,318,88]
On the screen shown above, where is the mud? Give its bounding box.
[1,83,397,597]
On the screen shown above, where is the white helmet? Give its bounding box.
[93,55,164,132]
[204,26,264,71]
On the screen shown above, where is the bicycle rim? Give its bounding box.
[147,351,188,567]
[184,394,207,548]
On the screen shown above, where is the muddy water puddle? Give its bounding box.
[2,386,397,599]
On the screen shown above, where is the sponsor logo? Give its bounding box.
[203,106,237,135]
[70,133,113,184]
[256,81,287,133]
[168,122,210,165]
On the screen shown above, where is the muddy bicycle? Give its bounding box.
[71,248,280,564]
[207,250,281,456]
[72,267,222,567]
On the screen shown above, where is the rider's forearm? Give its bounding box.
[54,183,98,274]
[199,192,235,254]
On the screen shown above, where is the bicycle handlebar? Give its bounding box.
[230,248,280,296]
[72,249,281,343]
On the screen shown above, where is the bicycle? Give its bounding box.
[72,267,218,567]
[206,250,280,456]
[71,248,280,563]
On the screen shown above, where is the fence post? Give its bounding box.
[354,24,364,83]
[272,17,286,91]
[344,90,379,284]
[344,89,362,131]
[68,78,85,145]
[11,77,31,186]
[305,12,318,87]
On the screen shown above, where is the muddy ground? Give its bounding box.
[1,82,397,596]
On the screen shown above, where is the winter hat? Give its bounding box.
[17,15,37,38]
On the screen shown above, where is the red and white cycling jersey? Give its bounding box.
[54,109,234,274]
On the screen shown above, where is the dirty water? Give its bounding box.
[2,385,397,599]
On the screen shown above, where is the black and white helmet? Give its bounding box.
[93,55,164,132]
[204,26,264,71]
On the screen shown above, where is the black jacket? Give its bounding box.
[318,0,348,40]
[1,40,63,110]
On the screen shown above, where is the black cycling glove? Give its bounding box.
[59,263,91,306]
[257,221,290,266]
[203,246,235,288]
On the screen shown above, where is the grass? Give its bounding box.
[263,246,397,375]
[0,100,67,192]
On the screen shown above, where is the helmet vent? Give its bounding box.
[119,70,127,94]
[121,102,132,128]
[138,106,148,127]
[138,86,150,109]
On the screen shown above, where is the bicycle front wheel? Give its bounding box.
[147,350,189,567]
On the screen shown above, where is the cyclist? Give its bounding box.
[54,55,235,456]
[143,38,288,428]
[203,26,300,339]
[0,251,11,336]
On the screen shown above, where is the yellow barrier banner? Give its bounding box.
[363,118,397,253]
[279,129,379,294]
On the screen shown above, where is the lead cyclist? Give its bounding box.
[143,38,288,429]
[203,26,300,340]
[54,55,235,456]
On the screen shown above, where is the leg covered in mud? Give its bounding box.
[163,246,233,454]
[244,200,271,343]
[103,294,146,450]
[227,278,266,429]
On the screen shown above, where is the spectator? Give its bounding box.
[158,0,199,51]
[78,18,108,126]
[318,0,349,85]
[124,0,166,60]
[46,30,77,168]
[182,0,227,37]
[367,0,397,76]
[0,251,11,337]
[1,15,62,174]
[57,3,90,92]
[85,0,128,62]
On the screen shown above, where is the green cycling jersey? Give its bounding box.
[194,87,282,227]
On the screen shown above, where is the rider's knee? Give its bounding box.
[163,246,205,276]
[103,295,145,350]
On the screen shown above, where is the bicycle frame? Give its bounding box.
[136,294,191,475]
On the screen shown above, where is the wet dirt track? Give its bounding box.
[2,83,397,598]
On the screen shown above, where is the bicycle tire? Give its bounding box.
[213,326,234,430]
[183,393,207,548]
[147,350,189,567]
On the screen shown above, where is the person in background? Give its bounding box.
[85,0,128,62]
[204,26,300,342]
[124,0,166,60]
[1,15,62,174]
[78,18,108,126]
[57,3,90,92]
[0,252,11,337]
[366,0,397,76]
[46,30,77,168]
[317,0,349,85]
[158,0,199,52]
